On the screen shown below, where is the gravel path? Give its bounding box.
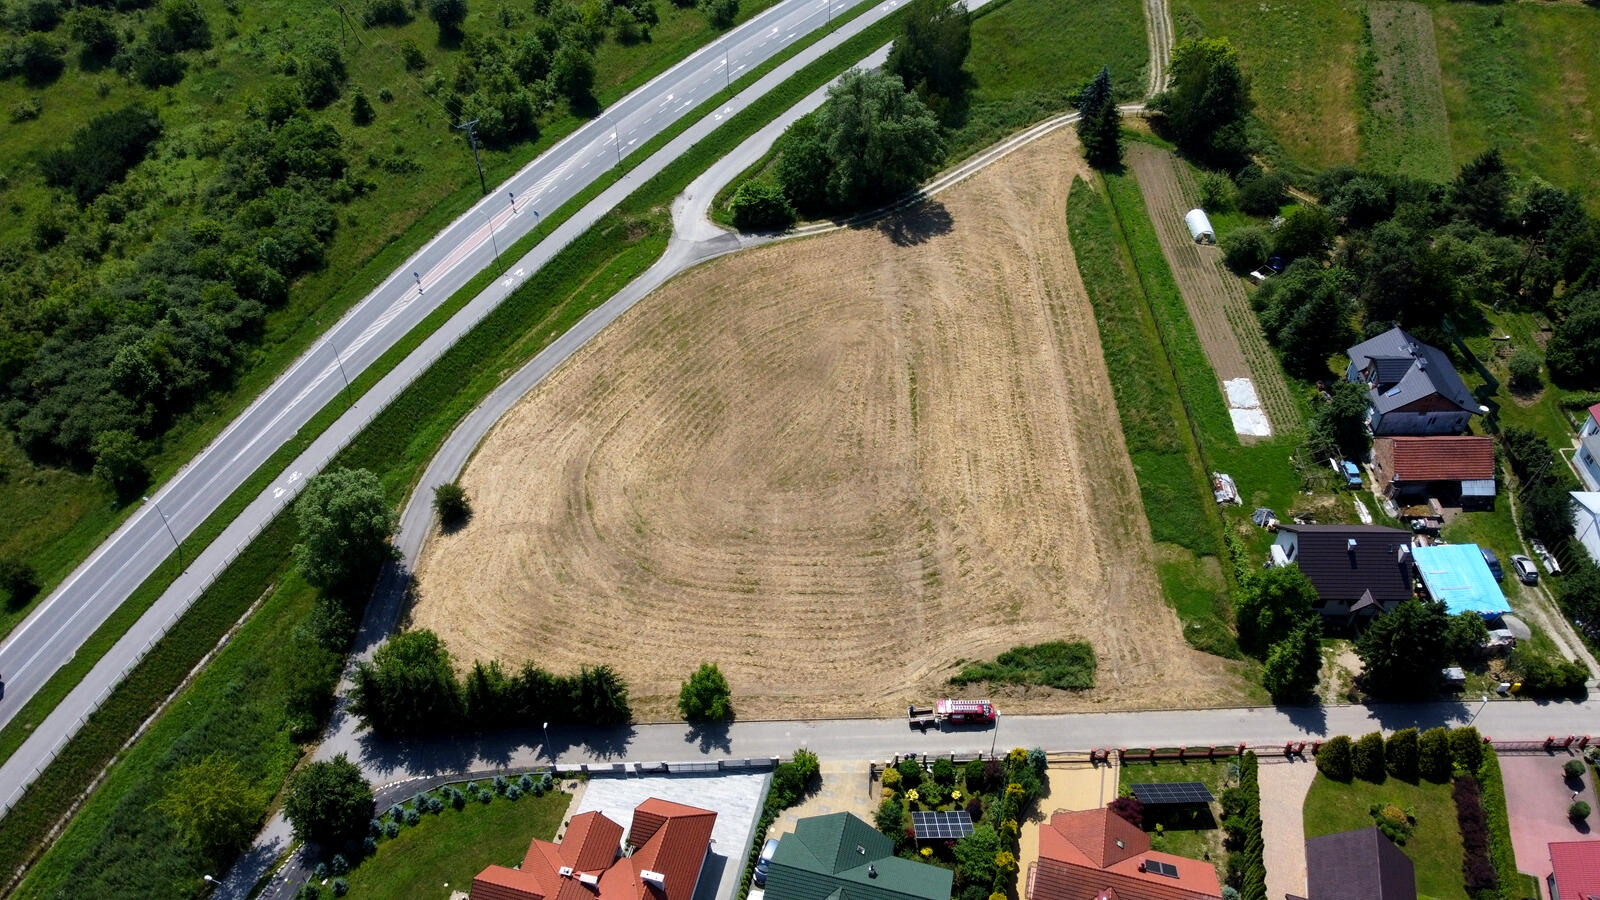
[1258,758,1318,900]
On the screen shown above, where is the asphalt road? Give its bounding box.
[0,0,913,813]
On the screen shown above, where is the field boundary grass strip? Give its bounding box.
[0,8,919,895]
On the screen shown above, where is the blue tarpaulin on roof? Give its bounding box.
[1412,544,1509,616]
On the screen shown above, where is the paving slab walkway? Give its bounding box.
[770,761,876,838]
[1500,753,1599,900]
[1259,757,1319,900]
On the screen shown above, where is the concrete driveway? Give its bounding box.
[1498,754,1598,899]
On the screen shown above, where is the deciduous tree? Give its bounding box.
[1149,37,1251,162]
[1356,598,1449,698]
[1234,565,1317,657]
[427,0,468,35]
[0,557,40,607]
[349,628,463,734]
[885,0,970,116]
[284,754,374,846]
[1261,621,1321,703]
[292,467,397,593]
[678,662,734,722]
[159,753,264,860]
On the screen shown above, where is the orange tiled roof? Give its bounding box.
[1033,810,1222,900]
[1385,436,1495,482]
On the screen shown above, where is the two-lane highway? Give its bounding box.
[0,0,873,765]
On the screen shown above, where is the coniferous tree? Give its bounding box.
[1076,66,1122,170]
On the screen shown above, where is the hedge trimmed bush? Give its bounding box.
[1387,728,1419,782]
[1222,753,1266,900]
[1420,727,1452,783]
[1452,727,1484,775]
[1572,801,1591,821]
[1318,735,1353,782]
[1453,775,1497,894]
[1109,795,1143,828]
[1565,759,1586,778]
[1354,732,1386,783]
[1477,747,1520,900]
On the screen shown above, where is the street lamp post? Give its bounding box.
[989,712,1000,757]
[483,209,500,259]
[144,495,181,565]
[543,721,551,761]
[329,342,351,400]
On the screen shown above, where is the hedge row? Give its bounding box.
[1316,727,1483,784]
[736,751,821,900]
[1453,775,1497,895]
[1222,753,1266,900]
[1476,749,1522,900]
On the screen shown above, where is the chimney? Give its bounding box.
[641,871,666,888]
[868,865,878,879]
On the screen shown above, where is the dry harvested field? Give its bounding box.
[410,130,1248,720]
[1126,143,1299,431]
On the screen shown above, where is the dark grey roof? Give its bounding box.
[1345,327,1477,415]
[1278,524,1414,607]
[1306,827,1416,900]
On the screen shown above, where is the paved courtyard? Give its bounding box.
[1258,757,1318,900]
[573,771,771,900]
[1498,754,1598,900]
[770,760,876,837]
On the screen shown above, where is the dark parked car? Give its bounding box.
[1481,547,1504,581]
[754,837,779,886]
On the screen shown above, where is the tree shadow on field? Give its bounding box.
[872,198,953,247]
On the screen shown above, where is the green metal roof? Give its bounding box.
[764,813,953,900]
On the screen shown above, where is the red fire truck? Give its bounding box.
[908,699,997,731]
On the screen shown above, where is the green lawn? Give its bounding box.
[1175,0,1364,177]
[1303,772,1468,900]
[1358,2,1454,182]
[1433,0,1600,208]
[1117,758,1234,881]
[946,0,1147,162]
[341,789,570,899]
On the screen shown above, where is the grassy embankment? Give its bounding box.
[2,8,919,898]
[1303,772,1469,900]
[342,788,569,898]
[1066,175,1237,658]
[0,0,788,631]
[711,0,1148,223]
[1116,758,1232,880]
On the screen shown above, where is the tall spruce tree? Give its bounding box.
[1076,66,1122,170]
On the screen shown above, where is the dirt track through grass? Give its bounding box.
[1361,2,1453,181]
[1125,144,1298,432]
[411,130,1247,720]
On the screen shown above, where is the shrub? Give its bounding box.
[1386,729,1419,782]
[1354,732,1386,782]
[404,808,421,825]
[963,758,984,787]
[1571,801,1591,821]
[932,758,957,786]
[432,482,470,525]
[1370,803,1414,845]
[700,0,737,28]
[1453,776,1496,892]
[1565,759,1586,778]
[678,662,734,722]
[1317,735,1353,782]
[494,775,508,794]
[896,758,923,788]
[880,767,901,790]
[1236,165,1285,216]
[1509,350,1542,392]
[1198,171,1235,212]
[729,178,795,232]
[383,821,399,838]
[1221,226,1271,275]
[875,797,904,835]
[1108,795,1143,828]
[1451,727,1484,775]
[0,557,41,606]
[330,853,348,875]
[506,785,522,800]
[966,795,983,821]
[1027,748,1048,777]
[1419,727,1452,782]
[331,879,349,898]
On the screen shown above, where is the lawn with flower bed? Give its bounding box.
[874,749,1047,900]
[1303,772,1466,900]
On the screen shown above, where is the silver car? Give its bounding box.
[1511,554,1538,585]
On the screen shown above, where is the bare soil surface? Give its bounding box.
[411,130,1247,721]
[1126,144,1299,431]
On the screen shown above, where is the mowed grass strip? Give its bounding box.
[1357,2,1452,182]
[1065,176,1236,657]
[946,0,1147,162]
[342,789,569,898]
[1303,773,1469,900]
[1433,1,1600,206]
[1175,0,1363,176]
[2,11,919,898]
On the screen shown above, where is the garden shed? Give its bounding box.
[1185,209,1215,244]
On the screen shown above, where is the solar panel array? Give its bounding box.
[1144,860,1179,878]
[1130,782,1214,805]
[911,810,974,840]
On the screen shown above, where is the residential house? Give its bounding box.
[471,798,716,900]
[1302,827,1416,900]
[1029,807,1221,900]
[1345,328,1480,436]
[762,812,952,900]
[1370,436,1496,504]
[1547,840,1600,900]
[1572,492,1600,566]
[1270,524,1416,620]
